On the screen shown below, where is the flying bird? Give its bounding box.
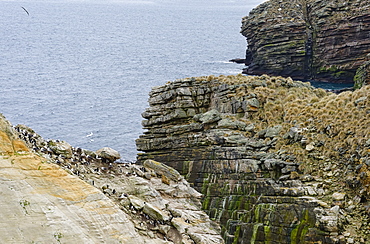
[21,6,29,16]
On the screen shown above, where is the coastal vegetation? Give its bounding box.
[137,74,370,243]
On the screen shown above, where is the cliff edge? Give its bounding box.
[0,114,223,244]
[137,74,370,243]
[241,0,370,83]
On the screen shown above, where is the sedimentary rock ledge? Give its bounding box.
[241,0,370,83]
[137,74,370,243]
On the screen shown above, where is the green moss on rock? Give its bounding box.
[290,209,315,244]
[354,61,370,89]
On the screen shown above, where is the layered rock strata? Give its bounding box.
[136,74,370,243]
[241,0,370,83]
[0,114,223,244]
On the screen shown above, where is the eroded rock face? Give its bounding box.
[241,0,370,83]
[0,113,223,244]
[136,75,370,243]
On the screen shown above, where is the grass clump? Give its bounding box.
[212,74,369,191]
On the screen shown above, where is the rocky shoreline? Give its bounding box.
[240,0,370,84]
[136,74,369,243]
[0,114,223,243]
[2,1,369,243]
[1,73,369,243]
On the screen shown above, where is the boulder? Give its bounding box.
[48,140,73,158]
[217,117,247,130]
[129,195,145,210]
[143,159,182,183]
[257,125,282,138]
[332,192,346,201]
[194,109,221,124]
[96,147,121,162]
[143,202,170,222]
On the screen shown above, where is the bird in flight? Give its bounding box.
[21,6,29,16]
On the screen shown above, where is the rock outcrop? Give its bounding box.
[0,114,223,244]
[241,0,370,83]
[354,58,370,89]
[136,74,370,243]
[96,146,121,162]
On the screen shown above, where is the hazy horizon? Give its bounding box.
[0,0,267,7]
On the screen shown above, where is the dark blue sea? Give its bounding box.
[0,0,352,161]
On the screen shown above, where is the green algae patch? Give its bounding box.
[264,225,272,243]
[354,61,370,89]
[250,223,263,244]
[290,209,315,244]
[232,224,241,244]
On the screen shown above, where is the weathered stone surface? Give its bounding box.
[241,0,370,83]
[195,109,222,124]
[0,114,223,244]
[129,195,146,210]
[333,192,346,201]
[143,202,170,221]
[136,75,370,243]
[48,140,73,158]
[96,146,121,162]
[144,159,182,183]
[0,122,144,243]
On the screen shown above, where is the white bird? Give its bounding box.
[86,132,93,137]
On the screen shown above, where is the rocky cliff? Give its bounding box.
[0,114,223,244]
[136,74,370,243]
[240,0,370,83]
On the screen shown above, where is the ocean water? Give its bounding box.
[0,0,352,161]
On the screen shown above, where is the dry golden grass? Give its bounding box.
[205,74,369,191]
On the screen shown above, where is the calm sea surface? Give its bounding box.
[0,0,352,160]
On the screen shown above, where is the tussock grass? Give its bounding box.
[209,74,370,192]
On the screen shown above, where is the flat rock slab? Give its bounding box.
[0,153,144,244]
